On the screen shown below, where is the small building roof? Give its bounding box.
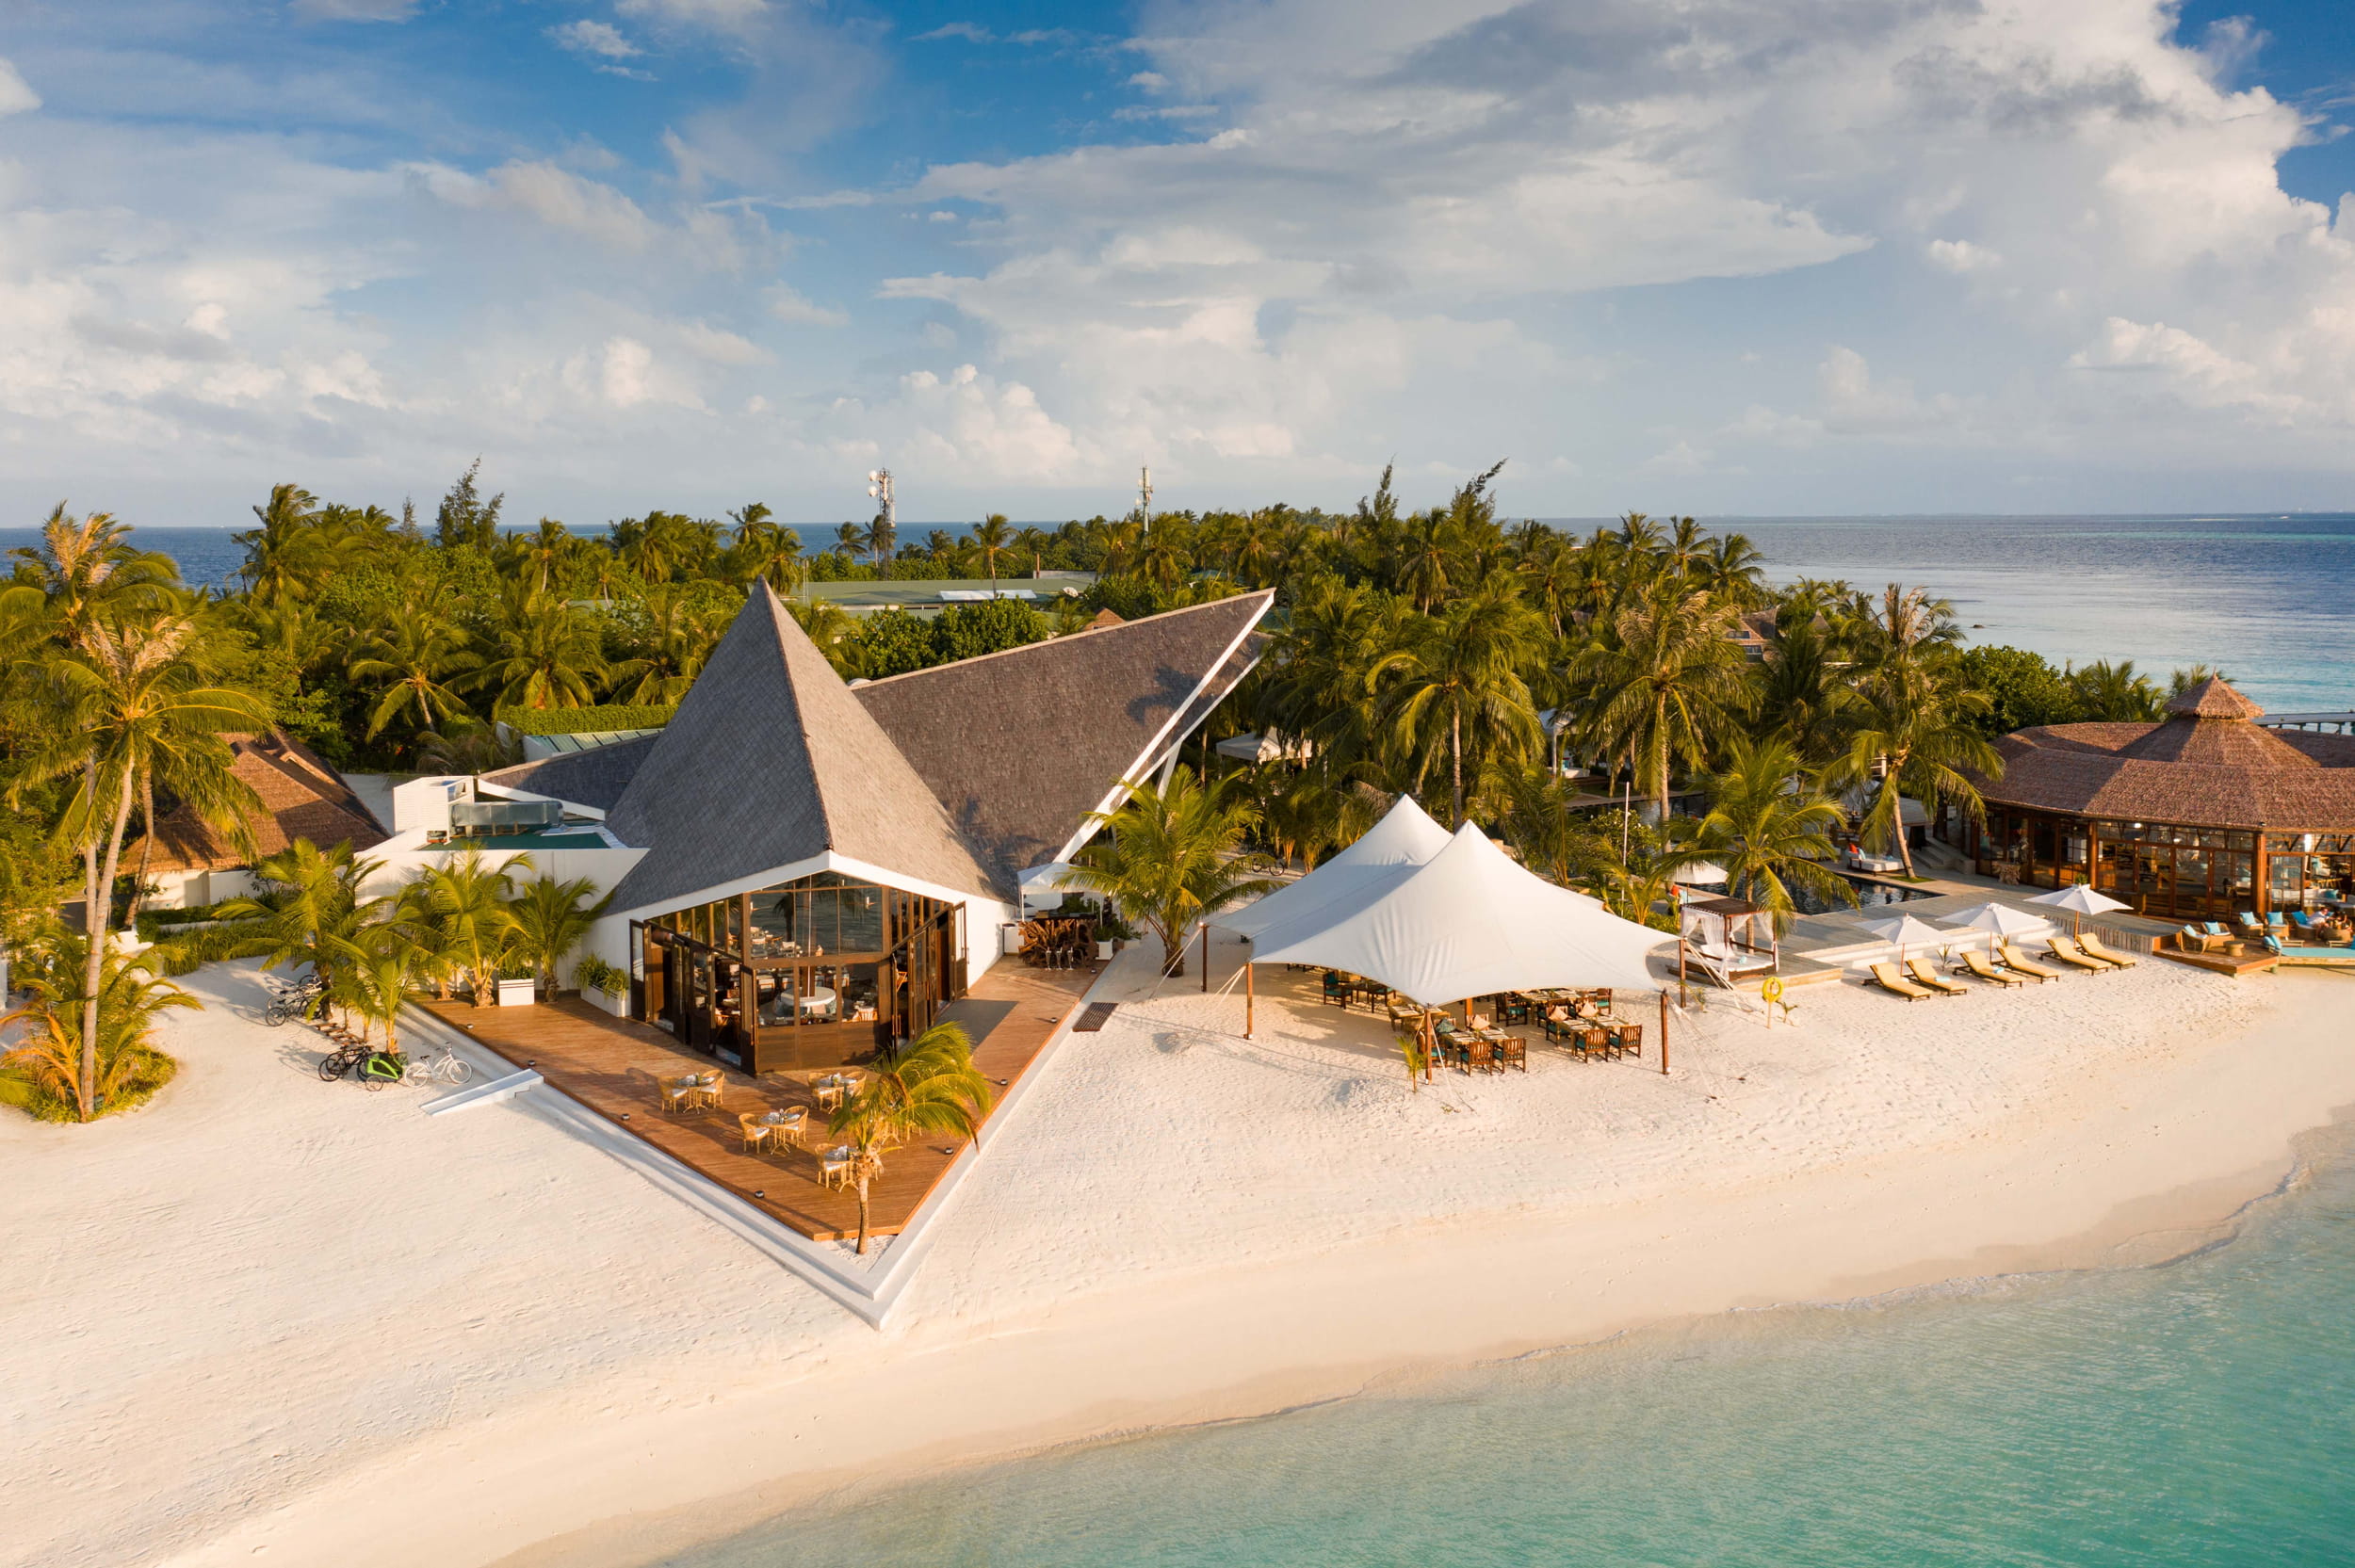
[127,731,386,876]
[2166,676,2266,720]
[481,734,658,814]
[604,585,1002,913]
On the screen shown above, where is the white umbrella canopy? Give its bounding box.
[1944,902,2050,939]
[2026,881,2131,932]
[1857,912,1953,961]
[1671,861,1729,885]
[1215,794,1454,942]
[1019,862,1076,913]
[1246,822,1670,1004]
[2026,884,2130,916]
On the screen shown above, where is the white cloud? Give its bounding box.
[289,0,418,19]
[1925,239,2001,274]
[764,283,846,327]
[412,160,658,251]
[0,57,40,117]
[548,21,642,61]
[675,320,769,365]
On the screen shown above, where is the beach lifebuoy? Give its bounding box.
[1760,977,1785,1004]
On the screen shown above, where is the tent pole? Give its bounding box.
[1659,988,1669,1076]
[1245,962,1254,1038]
[1200,924,1209,992]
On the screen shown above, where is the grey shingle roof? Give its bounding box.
[604,585,1001,914]
[480,736,658,814]
[852,590,1275,883]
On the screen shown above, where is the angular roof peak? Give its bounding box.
[2165,676,2264,720]
[605,584,999,913]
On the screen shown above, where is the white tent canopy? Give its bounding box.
[1240,821,1672,1005]
[1215,795,1454,942]
[1019,861,1076,913]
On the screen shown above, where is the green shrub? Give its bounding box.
[573,955,625,995]
[500,703,676,736]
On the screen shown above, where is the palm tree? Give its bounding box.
[339,940,418,1055]
[349,617,473,744]
[218,840,387,1024]
[1577,586,1752,824]
[726,508,804,594]
[2,931,195,1120]
[1133,513,1194,590]
[2065,659,2164,721]
[401,849,529,1004]
[967,513,1015,592]
[1752,619,1850,765]
[1675,736,1855,930]
[1057,770,1281,978]
[609,583,727,705]
[1372,577,1546,827]
[1832,663,2003,879]
[507,873,615,997]
[465,584,607,711]
[827,1021,994,1254]
[234,484,324,606]
[9,504,180,648]
[10,610,267,1117]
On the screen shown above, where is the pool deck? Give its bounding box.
[414,960,1099,1242]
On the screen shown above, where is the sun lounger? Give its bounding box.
[2045,937,2110,973]
[1996,942,2063,981]
[1955,948,2025,987]
[1868,962,1936,1001]
[1904,958,1971,995]
[2076,932,2139,969]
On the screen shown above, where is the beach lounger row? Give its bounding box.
[1866,936,2136,1001]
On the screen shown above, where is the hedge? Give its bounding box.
[500,703,677,736]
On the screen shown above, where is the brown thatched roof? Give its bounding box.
[852,591,1275,883]
[605,585,1002,913]
[127,731,386,875]
[1984,678,2355,830]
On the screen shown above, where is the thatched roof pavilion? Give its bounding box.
[1969,678,2355,920]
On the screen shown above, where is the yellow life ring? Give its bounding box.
[1760,977,1785,1004]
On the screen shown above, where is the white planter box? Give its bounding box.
[1096,940,1113,961]
[496,978,537,1008]
[581,984,627,1017]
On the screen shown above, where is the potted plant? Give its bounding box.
[573,956,627,1016]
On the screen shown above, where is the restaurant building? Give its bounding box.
[1966,677,2355,921]
[472,582,1272,1073]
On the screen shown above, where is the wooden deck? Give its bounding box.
[2155,946,2281,977]
[417,961,1097,1242]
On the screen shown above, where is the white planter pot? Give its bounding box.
[496,978,537,1008]
[582,984,626,1017]
[1096,940,1113,961]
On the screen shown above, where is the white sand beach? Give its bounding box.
[7,950,2354,1568]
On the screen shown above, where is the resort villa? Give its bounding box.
[369,583,1275,1075]
[1963,677,2355,924]
[128,730,391,909]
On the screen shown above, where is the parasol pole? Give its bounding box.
[1200,924,1209,992]
[1245,960,1255,1039]
[1659,988,1669,1075]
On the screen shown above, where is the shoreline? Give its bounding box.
[132,966,2355,1568]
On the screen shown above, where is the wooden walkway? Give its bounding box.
[417,961,1097,1243]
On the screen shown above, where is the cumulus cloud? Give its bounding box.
[764,283,847,327]
[548,21,642,61]
[412,160,658,251]
[0,57,40,116]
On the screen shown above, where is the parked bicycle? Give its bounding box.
[402,1046,473,1088]
[317,1039,369,1082]
[265,977,325,1027]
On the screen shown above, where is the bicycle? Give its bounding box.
[402,1046,473,1088]
[317,1039,369,1082]
[265,981,325,1027]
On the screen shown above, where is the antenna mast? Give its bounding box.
[1136,465,1153,525]
[865,468,896,563]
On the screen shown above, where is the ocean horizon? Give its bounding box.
[9,511,2350,714]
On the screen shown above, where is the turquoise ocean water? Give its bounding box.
[674,1123,2355,1567]
[8,513,2352,712]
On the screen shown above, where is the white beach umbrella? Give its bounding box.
[1944,902,2049,940]
[2026,883,2130,932]
[1856,912,1952,962]
[1670,861,1728,886]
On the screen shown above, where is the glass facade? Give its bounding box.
[1972,808,2314,921]
[630,872,965,1073]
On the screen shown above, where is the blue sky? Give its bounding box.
[5,1,2355,527]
